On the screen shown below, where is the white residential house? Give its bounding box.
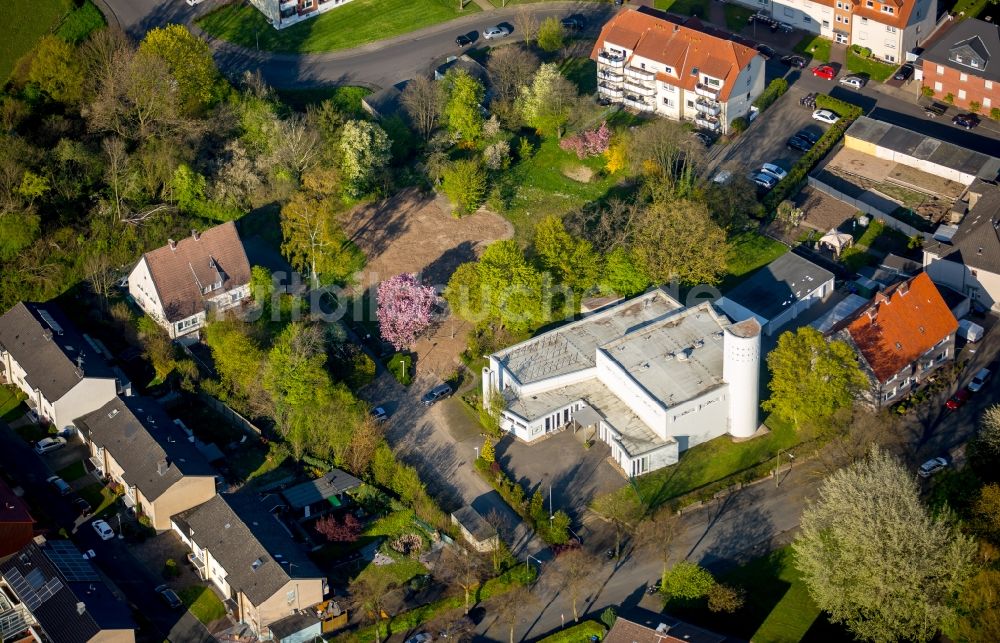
[482,290,762,477]
[248,0,356,30]
[128,222,252,340]
[0,302,123,431]
[592,8,765,134]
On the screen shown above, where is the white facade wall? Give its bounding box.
[924,253,1000,310]
[852,15,905,62]
[52,378,118,431]
[771,0,824,33]
[128,259,163,324]
[664,389,730,450]
[724,328,761,438]
[724,56,767,126]
[594,351,667,438]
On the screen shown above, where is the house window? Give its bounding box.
[836,1,843,8]
[885,54,895,62]
[823,19,830,27]
[985,98,993,108]
[958,89,967,99]
[936,64,944,74]
[286,589,296,604]
[882,5,893,13]
[866,0,873,6]
[687,100,694,108]
[971,59,980,68]
[303,0,314,7]
[986,80,994,89]
[706,78,720,87]
[960,72,968,82]
[886,25,896,33]
[663,98,674,107]
[886,41,896,49]
[804,15,811,22]
[665,65,673,75]
[664,84,676,93]
[934,81,943,91]
[861,16,868,24]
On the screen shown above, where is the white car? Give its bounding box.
[812,109,840,124]
[405,634,433,643]
[92,519,115,541]
[968,367,992,393]
[34,436,66,455]
[760,163,788,181]
[838,75,866,90]
[917,457,948,478]
[483,26,510,40]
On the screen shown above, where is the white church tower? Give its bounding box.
[723,318,762,439]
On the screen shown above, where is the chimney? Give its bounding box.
[76,355,84,369]
[156,459,169,476]
[76,602,86,616]
[168,239,177,251]
[898,281,909,296]
[867,308,878,324]
[192,229,200,241]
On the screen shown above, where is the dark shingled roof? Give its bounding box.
[922,19,1000,83]
[281,469,362,510]
[0,539,135,643]
[268,611,320,639]
[721,253,834,322]
[452,506,496,542]
[605,607,727,643]
[73,396,215,502]
[141,222,251,322]
[174,493,325,606]
[0,302,115,400]
[924,181,1000,274]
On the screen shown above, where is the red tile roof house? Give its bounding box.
[127,222,252,340]
[920,18,1000,112]
[591,8,765,134]
[833,272,958,407]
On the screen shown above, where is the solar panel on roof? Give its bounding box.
[44,540,100,582]
[37,309,64,335]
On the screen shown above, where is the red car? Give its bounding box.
[812,65,836,80]
[945,388,971,411]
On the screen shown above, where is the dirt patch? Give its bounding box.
[765,186,858,245]
[343,188,513,376]
[562,164,595,183]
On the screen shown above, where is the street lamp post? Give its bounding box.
[116,512,124,539]
[775,451,796,488]
[474,446,480,460]
[525,554,541,575]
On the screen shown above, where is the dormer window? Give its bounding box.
[664,65,673,75]
[882,5,894,13]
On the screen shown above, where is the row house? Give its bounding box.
[920,18,1000,111]
[128,222,252,341]
[591,8,765,134]
[735,0,936,63]
[249,0,355,30]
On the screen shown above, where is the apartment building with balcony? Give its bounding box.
[920,18,1000,111]
[249,0,355,30]
[591,8,765,134]
[733,0,936,63]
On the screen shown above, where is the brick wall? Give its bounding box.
[922,61,1000,111]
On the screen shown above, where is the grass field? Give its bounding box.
[198,0,480,54]
[0,0,74,83]
[57,461,87,482]
[275,86,371,115]
[56,1,104,43]
[179,585,227,624]
[794,34,831,63]
[846,49,897,82]
[723,4,754,32]
[655,0,711,18]
[537,620,606,643]
[78,483,120,517]
[0,386,27,422]
[721,232,789,291]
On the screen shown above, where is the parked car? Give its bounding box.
[760,163,788,181]
[945,388,971,410]
[781,55,806,68]
[561,16,586,31]
[839,75,866,89]
[812,109,840,124]
[483,26,510,40]
[421,384,452,406]
[917,457,949,478]
[952,113,981,129]
[968,367,992,393]
[795,129,820,145]
[155,585,184,609]
[712,170,733,184]
[46,475,71,496]
[693,132,713,147]
[777,22,794,33]
[924,101,948,118]
[811,65,836,80]
[787,135,813,152]
[753,172,778,190]
[33,436,66,455]
[371,406,389,422]
[455,34,472,47]
[73,497,92,517]
[92,519,115,540]
[755,44,776,59]
[894,63,914,81]
[405,634,433,643]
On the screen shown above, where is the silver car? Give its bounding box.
[917,457,948,478]
[483,26,510,40]
[34,436,66,455]
[839,75,866,90]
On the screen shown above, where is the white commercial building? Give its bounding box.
[482,291,761,477]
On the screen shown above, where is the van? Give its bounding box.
[958,319,985,343]
[46,475,72,496]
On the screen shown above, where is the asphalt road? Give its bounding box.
[0,421,213,643]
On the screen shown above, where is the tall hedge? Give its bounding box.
[752,78,789,112]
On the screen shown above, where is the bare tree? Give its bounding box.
[83,252,116,312]
[816,405,905,474]
[343,416,382,477]
[591,488,644,559]
[637,509,679,578]
[564,197,643,253]
[79,27,132,99]
[487,46,540,104]
[272,113,322,181]
[556,548,598,622]
[426,608,475,642]
[491,585,535,643]
[437,545,489,614]
[87,47,182,142]
[514,7,539,47]
[483,509,510,572]
[349,572,398,643]
[401,76,444,140]
[100,137,172,226]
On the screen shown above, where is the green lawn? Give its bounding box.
[667,547,844,641]
[952,0,990,20]
[275,86,371,115]
[0,385,27,422]
[178,585,227,624]
[794,34,831,63]
[634,413,801,509]
[197,0,480,54]
[723,4,754,32]
[846,49,896,82]
[537,620,606,643]
[655,0,711,18]
[78,483,120,517]
[559,57,597,95]
[56,0,105,43]
[57,461,87,482]
[386,353,413,386]
[721,232,789,291]
[0,0,74,82]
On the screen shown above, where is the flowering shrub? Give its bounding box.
[559,121,611,159]
[377,273,438,350]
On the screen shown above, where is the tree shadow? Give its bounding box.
[421,241,477,287]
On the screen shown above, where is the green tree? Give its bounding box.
[444,69,485,142]
[533,215,600,292]
[480,437,495,463]
[592,488,644,558]
[631,199,728,286]
[0,212,40,261]
[949,568,1000,642]
[661,561,715,602]
[339,120,392,198]
[601,247,650,297]
[443,262,487,324]
[138,24,220,113]
[441,159,487,215]
[445,240,546,331]
[537,17,565,53]
[203,319,271,417]
[763,327,868,429]
[794,447,976,642]
[28,36,84,104]
[280,189,363,287]
[519,63,577,137]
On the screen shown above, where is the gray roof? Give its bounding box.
[0,303,116,400]
[845,117,1000,181]
[74,396,215,502]
[174,493,324,607]
[924,181,1000,274]
[281,469,362,509]
[0,539,134,643]
[452,506,496,542]
[720,253,834,322]
[268,612,320,639]
[922,19,1000,83]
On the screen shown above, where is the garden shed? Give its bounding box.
[281,469,362,520]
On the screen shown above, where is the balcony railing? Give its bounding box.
[694,115,721,131]
[598,83,624,98]
[187,552,208,580]
[624,97,654,112]
[625,66,656,81]
[598,69,624,83]
[695,83,721,99]
[597,52,626,67]
[623,81,655,96]
[695,98,721,116]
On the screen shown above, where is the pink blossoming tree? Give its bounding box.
[377,273,438,350]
